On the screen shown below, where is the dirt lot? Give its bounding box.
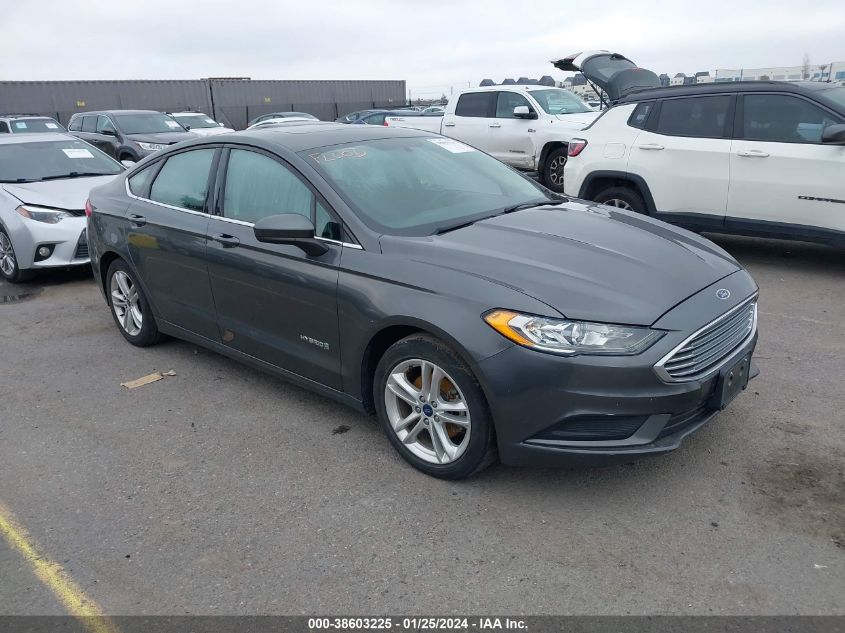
[0,235,843,615]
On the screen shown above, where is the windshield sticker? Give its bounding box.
[45,123,59,129]
[14,122,27,129]
[62,148,94,159]
[309,147,368,163]
[165,120,181,128]
[426,138,475,153]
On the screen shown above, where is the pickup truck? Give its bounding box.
[384,85,599,192]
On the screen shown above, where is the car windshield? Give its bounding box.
[817,86,845,112]
[173,114,219,129]
[0,139,122,182]
[9,118,65,133]
[301,136,549,236]
[114,113,186,134]
[530,89,593,114]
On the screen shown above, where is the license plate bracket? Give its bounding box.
[709,353,752,410]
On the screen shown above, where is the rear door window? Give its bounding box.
[81,116,98,133]
[655,96,731,138]
[149,149,215,212]
[739,94,842,143]
[455,92,495,117]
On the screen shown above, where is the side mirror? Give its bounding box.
[253,213,328,256]
[121,159,136,167]
[219,122,225,126]
[513,105,537,119]
[183,124,192,131]
[821,123,845,144]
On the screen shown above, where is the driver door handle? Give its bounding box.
[128,214,146,227]
[638,143,665,150]
[443,122,456,127]
[213,233,240,248]
[489,122,502,128]
[737,149,770,158]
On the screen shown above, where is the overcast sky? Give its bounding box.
[2,0,843,98]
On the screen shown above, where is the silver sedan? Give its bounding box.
[0,133,122,282]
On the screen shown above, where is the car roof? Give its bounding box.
[0,132,79,145]
[182,122,434,153]
[70,109,165,117]
[617,80,839,103]
[0,113,56,120]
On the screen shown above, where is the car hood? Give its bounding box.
[553,112,600,127]
[126,131,197,144]
[381,201,741,326]
[2,175,118,211]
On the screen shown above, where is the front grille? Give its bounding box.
[74,229,88,259]
[657,299,757,382]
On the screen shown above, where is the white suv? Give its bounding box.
[564,80,845,246]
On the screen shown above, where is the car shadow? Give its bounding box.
[703,234,845,273]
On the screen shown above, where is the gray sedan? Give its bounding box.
[86,124,759,479]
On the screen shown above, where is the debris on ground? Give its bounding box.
[120,370,177,389]
[332,425,351,435]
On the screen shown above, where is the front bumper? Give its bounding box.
[9,216,89,270]
[476,272,759,467]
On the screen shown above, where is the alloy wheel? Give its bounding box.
[602,198,634,210]
[110,270,143,336]
[0,232,17,277]
[549,155,566,186]
[384,358,471,465]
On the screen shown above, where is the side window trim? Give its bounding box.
[215,144,361,248]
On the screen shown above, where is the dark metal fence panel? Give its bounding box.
[208,79,406,128]
[0,79,406,129]
[0,80,214,125]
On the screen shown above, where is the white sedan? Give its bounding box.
[245,117,324,130]
[0,133,122,282]
[169,112,233,136]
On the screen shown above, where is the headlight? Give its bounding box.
[136,142,167,151]
[484,309,663,355]
[16,205,74,224]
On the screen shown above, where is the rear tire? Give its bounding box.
[593,186,646,214]
[0,228,34,283]
[374,334,497,479]
[106,259,161,347]
[542,147,568,193]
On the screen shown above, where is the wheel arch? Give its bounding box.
[538,141,568,173]
[358,318,485,415]
[578,170,657,215]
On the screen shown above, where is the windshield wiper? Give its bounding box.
[502,198,566,214]
[39,172,111,181]
[0,178,37,183]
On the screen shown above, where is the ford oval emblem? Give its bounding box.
[716,289,731,300]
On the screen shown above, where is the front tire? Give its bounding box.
[542,147,568,193]
[106,259,161,346]
[0,228,34,283]
[374,334,497,479]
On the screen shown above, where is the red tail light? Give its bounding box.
[383,119,389,126]
[568,139,588,157]
[85,199,94,217]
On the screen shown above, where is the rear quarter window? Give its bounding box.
[455,92,494,117]
[627,102,654,129]
[655,95,731,138]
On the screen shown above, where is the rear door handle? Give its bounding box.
[443,122,456,127]
[737,150,770,158]
[128,214,146,227]
[489,122,502,128]
[213,233,240,248]
[638,143,665,150]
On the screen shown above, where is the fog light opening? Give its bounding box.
[34,244,55,262]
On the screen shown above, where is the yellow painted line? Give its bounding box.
[0,501,119,633]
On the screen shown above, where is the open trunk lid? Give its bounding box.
[552,50,661,102]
